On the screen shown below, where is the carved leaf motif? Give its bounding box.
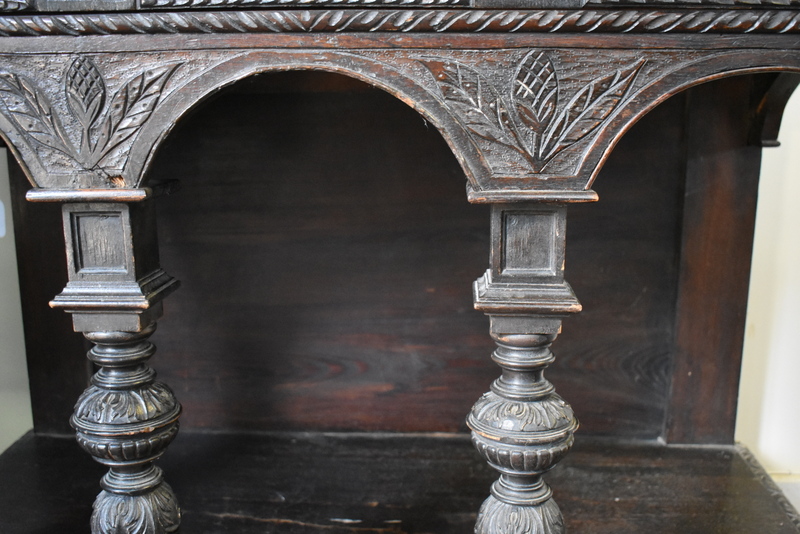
[513,50,558,136]
[0,72,75,157]
[65,57,106,133]
[93,483,180,534]
[424,60,519,152]
[476,496,564,534]
[74,382,178,425]
[471,392,574,433]
[94,63,180,160]
[424,53,644,174]
[540,60,644,162]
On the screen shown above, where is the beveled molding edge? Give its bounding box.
[5,0,800,12]
[26,182,179,202]
[467,186,599,204]
[473,270,583,315]
[1,8,800,36]
[736,445,800,530]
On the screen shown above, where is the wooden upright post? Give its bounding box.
[51,197,181,534]
[470,203,580,534]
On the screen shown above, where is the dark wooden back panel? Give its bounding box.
[10,71,764,441]
[149,73,494,433]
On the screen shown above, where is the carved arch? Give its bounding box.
[3,48,800,201]
[0,50,493,194]
[119,52,494,194]
[584,51,800,191]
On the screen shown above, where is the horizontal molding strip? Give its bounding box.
[0,8,799,36]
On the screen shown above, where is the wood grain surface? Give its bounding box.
[1,431,798,533]
[666,76,763,444]
[144,71,684,437]
[8,72,766,441]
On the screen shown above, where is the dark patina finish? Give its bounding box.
[1,0,799,531]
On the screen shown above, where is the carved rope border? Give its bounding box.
[0,9,799,36]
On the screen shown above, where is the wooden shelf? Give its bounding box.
[2,431,798,533]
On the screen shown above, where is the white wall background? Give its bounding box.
[0,148,33,452]
[736,90,800,479]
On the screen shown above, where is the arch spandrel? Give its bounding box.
[0,50,496,194]
[2,46,800,200]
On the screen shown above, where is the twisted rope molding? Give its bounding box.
[139,0,800,8]
[0,8,799,36]
[589,0,800,5]
[141,0,466,8]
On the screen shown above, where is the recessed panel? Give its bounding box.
[502,211,557,277]
[72,212,127,274]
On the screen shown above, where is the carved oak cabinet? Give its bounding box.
[1,0,799,531]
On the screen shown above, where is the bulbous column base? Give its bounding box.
[92,477,180,534]
[475,494,564,534]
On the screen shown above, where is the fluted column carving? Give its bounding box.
[45,194,181,534]
[470,203,580,534]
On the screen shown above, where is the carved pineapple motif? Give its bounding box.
[0,56,181,185]
[423,50,644,173]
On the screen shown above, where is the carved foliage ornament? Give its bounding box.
[423,51,643,174]
[476,497,564,534]
[471,392,574,432]
[92,483,180,534]
[0,57,180,184]
[74,382,179,426]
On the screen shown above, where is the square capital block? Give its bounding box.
[490,204,567,284]
[62,202,158,283]
[51,200,178,332]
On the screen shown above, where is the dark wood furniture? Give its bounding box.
[1,1,800,532]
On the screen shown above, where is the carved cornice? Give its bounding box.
[590,0,800,5]
[0,0,27,11]
[1,8,800,36]
[3,0,798,12]
[142,0,466,6]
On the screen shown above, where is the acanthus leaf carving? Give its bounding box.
[423,50,644,174]
[0,71,76,157]
[424,60,520,155]
[470,391,575,434]
[475,496,564,534]
[92,482,180,534]
[74,381,179,427]
[94,63,181,163]
[0,57,181,185]
[539,58,643,162]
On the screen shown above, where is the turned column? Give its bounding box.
[470,203,580,534]
[45,193,181,534]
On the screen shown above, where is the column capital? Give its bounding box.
[50,199,179,332]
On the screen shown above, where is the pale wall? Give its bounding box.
[736,91,800,476]
[0,148,33,452]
